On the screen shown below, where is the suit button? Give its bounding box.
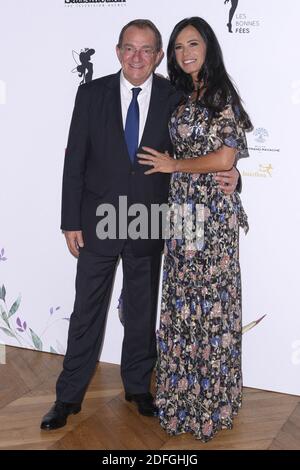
[131,171,135,175]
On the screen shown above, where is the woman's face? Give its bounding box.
[174,25,207,85]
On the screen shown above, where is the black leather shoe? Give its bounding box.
[125,392,158,417]
[40,400,81,430]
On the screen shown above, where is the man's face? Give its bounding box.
[116,26,163,86]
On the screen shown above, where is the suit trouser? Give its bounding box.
[56,243,161,403]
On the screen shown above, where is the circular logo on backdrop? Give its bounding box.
[254,128,269,144]
[224,0,260,34]
[248,128,280,154]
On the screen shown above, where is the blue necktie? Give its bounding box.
[124,87,141,164]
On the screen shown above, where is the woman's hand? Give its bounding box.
[214,166,239,195]
[137,146,176,174]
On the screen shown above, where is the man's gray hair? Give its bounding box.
[117,19,162,51]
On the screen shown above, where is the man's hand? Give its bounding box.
[214,167,239,195]
[64,230,84,258]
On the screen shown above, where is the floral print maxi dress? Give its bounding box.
[156,99,249,442]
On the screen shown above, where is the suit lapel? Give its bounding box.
[139,75,167,151]
[106,72,124,140]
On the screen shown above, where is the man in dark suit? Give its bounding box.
[41,19,239,430]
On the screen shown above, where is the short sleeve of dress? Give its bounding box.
[213,104,249,160]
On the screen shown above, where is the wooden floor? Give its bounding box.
[0,346,299,450]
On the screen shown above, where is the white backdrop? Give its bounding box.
[1,0,299,396]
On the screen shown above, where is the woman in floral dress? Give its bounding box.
[138,17,252,441]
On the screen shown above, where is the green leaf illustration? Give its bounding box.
[8,295,21,318]
[0,307,10,328]
[0,327,15,338]
[29,328,43,350]
[0,285,6,302]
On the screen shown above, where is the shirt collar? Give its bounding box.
[120,70,153,95]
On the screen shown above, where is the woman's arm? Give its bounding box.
[138,145,236,175]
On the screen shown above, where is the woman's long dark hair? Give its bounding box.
[167,17,252,129]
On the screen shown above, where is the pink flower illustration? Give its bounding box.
[169,416,178,431]
[202,420,213,436]
[220,405,231,419]
[178,124,191,138]
[220,254,230,270]
[178,378,189,391]
[211,302,222,318]
[222,332,232,348]
[202,345,211,360]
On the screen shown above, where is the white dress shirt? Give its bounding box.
[120,71,153,145]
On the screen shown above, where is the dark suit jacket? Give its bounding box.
[61,72,180,256]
